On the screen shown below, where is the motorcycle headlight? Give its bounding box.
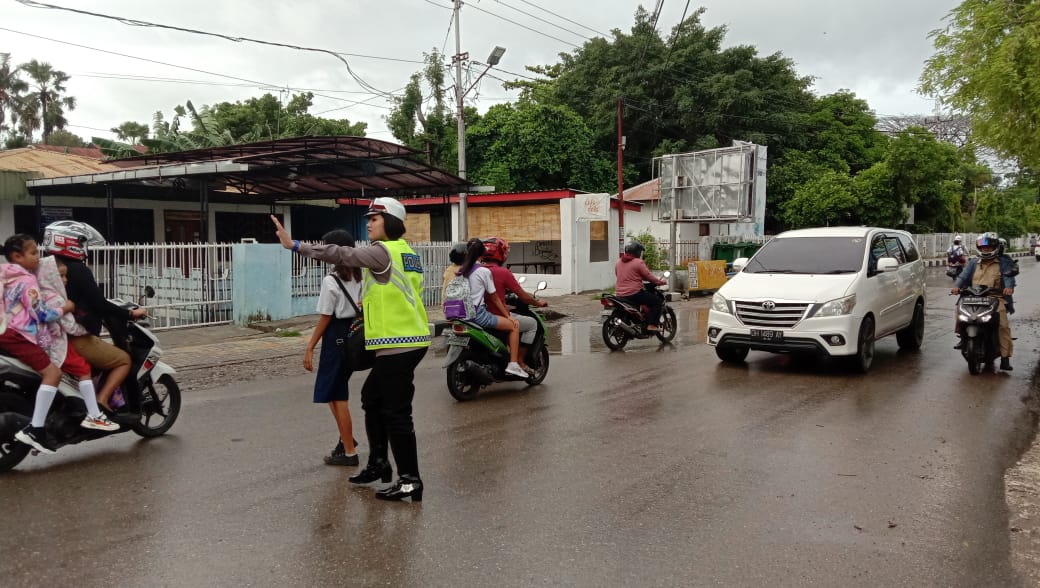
[711,292,731,314]
[958,313,972,322]
[812,294,857,318]
[979,313,993,323]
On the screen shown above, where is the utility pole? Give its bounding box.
[454,0,469,241]
[617,97,625,252]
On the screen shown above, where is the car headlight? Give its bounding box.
[812,294,856,317]
[711,292,731,314]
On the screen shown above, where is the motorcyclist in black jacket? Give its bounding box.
[43,221,147,411]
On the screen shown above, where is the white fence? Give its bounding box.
[653,233,1028,265]
[89,243,234,331]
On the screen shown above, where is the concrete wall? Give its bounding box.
[231,243,293,324]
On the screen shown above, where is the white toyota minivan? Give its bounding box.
[706,227,926,372]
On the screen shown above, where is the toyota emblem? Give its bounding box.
[761,301,776,310]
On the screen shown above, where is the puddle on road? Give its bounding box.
[546,306,710,355]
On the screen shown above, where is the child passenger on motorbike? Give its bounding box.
[479,237,547,372]
[615,241,667,331]
[1,234,118,455]
[43,221,147,412]
[457,239,527,378]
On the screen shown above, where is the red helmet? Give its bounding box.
[481,237,510,264]
[42,221,106,261]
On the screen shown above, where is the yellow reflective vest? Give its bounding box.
[361,240,431,350]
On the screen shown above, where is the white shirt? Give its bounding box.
[466,266,496,308]
[316,274,362,318]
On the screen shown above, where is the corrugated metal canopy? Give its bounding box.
[27,136,471,201]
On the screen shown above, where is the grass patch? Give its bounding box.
[275,329,302,337]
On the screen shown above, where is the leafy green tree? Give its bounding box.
[19,59,76,143]
[466,100,614,192]
[920,0,1040,167]
[111,121,149,143]
[0,53,27,140]
[513,7,815,188]
[884,127,961,231]
[780,171,858,228]
[43,128,86,148]
[851,162,908,228]
[385,50,458,171]
[974,187,1028,237]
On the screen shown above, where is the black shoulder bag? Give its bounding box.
[332,276,375,371]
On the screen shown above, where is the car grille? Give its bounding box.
[734,300,810,328]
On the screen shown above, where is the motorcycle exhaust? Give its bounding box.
[614,320,639,336]
[462,361,496,385]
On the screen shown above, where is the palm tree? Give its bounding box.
[0,53,28,140]
[19,59,76,144]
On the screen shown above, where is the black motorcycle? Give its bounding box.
[600,272,677,350]
[0,293,180,472]
[955,285,1002,375]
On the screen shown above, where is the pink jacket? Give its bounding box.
[1,263,62,349]
[614,254,665,297]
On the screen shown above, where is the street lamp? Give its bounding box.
[454,41,506,240]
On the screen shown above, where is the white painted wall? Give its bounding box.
[0,200,14,238]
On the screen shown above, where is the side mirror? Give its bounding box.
[517,276,527,284]
[731,257,749,272]
[536,281,548,291]
[876,257,899,273]
[144,285,156,298]
[663,271,671,278]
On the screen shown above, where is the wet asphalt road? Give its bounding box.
[3,264,1040,587]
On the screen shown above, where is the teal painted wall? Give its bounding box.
[231,244,292,324]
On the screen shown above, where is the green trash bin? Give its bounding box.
[711,241,763,273]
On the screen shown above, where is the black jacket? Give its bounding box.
[63,257,132,336]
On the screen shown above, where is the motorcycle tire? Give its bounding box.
[965,339,982,375]
[655,307,677,343]
[524,345,550,386]
[446,357,480,402]
[131,375,181,438]
[602,314,630,351]
[0,392,32,473]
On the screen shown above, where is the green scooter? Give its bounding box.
[443,280,550,401]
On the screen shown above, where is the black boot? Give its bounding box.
[349,459,392,484]
[1000,357,1013,371]
[375,475,423,502]
[953,337,963,350]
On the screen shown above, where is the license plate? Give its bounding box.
[962,296,991,305]
[750,329,783,342]
[446,334,470,347]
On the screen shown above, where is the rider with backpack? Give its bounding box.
[445,239,527,378]
[946,235,967,279]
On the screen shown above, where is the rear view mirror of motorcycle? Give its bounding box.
[536,281,547,291]
[663,271,671,278]
[517,276,527,284]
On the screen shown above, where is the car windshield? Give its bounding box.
[744,237,865,274]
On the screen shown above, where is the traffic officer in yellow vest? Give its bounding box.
[272,197,430,502]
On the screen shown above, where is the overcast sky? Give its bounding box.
[1,0,960,143]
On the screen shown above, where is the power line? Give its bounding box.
[0,28,397,108]
[511,0,609,37]
[72,72,393,96]
[492,0,591,41]
[14,0,399,97]
[457,1,582,49]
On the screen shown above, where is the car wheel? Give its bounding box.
[716,346,749,363]
[847,316,875,374]
[896,301,925,350]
